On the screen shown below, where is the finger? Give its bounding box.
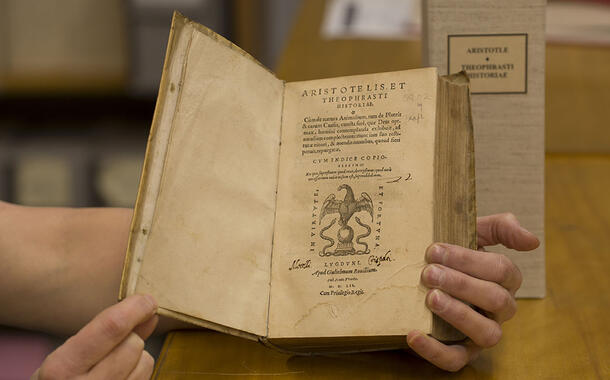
[422,264,517,322]
[426,289,502,348]
[426,243,522,293]
[477,213,539,250]
[50,294,157,374]
[133,314,159,341]
[126,351,155,380]
[88,333,145,379]
[406,330,481,372]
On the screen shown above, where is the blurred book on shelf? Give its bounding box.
[127,0,228,96]
[0,129,147,208]
[95,155,144,208]
[0,0,128,94]
[0,0,229,96]
[15,155,74,207]
[318,0,610,46]
[546,0,610,45]
[321,0,421,41]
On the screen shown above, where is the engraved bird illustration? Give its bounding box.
[320,184,374,226]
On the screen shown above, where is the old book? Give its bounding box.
[422,0,546,298]
[120,12,475,352]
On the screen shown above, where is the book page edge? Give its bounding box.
[158,307,260,342]
[119,12,190,300]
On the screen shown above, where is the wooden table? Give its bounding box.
[152,155,610,379]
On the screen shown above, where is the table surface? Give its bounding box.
[151,157,610,380]
[153,1,610,378]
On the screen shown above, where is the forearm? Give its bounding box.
[0,201,131,335]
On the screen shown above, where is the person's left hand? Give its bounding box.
[407,213,539,371]
[32,294,158,380]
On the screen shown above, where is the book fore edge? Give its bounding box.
[265,81,287,339]
[431,72,476,341]
[119,12,189,300]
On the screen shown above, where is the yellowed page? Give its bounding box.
[269,68,438,338]
[132,17,283,337]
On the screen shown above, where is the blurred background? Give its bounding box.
[0,0,609,208]
[0,0,303,208]
[0,0,609,377]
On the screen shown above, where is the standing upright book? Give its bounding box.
[422,0,546,298]
[120,12,476,352]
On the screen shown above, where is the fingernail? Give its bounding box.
[426,244,446,263]
[406,330,422,346]
[427,289,446,312]
[423,265,443,286]
[143,294,158,312]
[126,332,145,350]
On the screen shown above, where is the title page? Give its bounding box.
[269,68,438,338]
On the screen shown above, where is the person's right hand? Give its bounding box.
[32,294,158,380]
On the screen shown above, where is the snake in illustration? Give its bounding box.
[319,218,336,257]
[354,216,371,254]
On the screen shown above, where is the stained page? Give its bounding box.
[269,68,438,338]
[130,17,283,337]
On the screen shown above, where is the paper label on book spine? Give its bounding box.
[448,34,527,94]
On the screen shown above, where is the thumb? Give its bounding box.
[477,213,540,251]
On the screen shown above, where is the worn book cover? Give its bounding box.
[120,12,476,352]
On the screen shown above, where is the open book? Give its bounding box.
[120,12,476,353]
